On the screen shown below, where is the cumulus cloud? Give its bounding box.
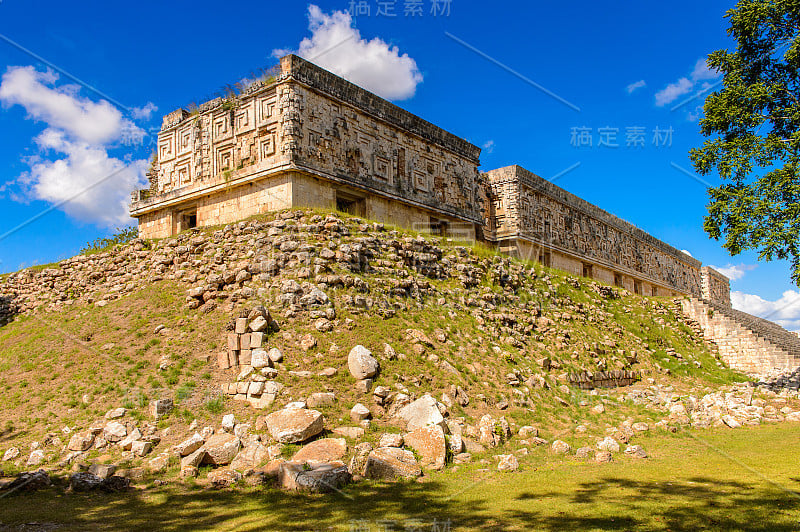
[0,66,148,226]
[131,102,158,120]
[680,249,693,258]
[708,263,757,282]
[655,77,693,106]
[274,5,423,101]
[732,290,800,331]
[626,79,646,94]
[655,57,721,107]
[0,66,140,144]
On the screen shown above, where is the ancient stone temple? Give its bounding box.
[130,54,482,242]
[130,53,729,306]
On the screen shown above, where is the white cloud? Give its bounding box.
[482,140,495,154]
[0,66,148,227]
[131,102,157,120]
[275,5,423,101]
[680,249,693,257]
[655,77,693,106]
[626,80,646,94]
[655,57,721,107]
[708,263,757,282]
[732,290,800,331]
[0,66,140,144]
[691,58,719,82]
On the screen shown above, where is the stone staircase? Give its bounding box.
[678,297,800,376]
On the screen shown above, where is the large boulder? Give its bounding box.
[403,425,446,470]
[103,421,128,443]
[291,438,347,465]
[1,470,50,492]
[348,345,379,380]
[203,433,241,466]
[363,448,422,480]
[230,442,269,471]
[278,461,351,493]
[69,472,129,492]
[265,408,324,444]
[395,395,445,432]
[68,432,94,452]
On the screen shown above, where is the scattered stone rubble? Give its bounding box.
[2,209,800,496]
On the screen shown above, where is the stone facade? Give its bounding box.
[131,54,482,241]
[484,165,726,301]
[701,266,731,307]
[130,54,730,306]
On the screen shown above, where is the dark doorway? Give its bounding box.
[335,191,366,216]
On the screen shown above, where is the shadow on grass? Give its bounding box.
[1,472,799,531]
[513,475,800,531]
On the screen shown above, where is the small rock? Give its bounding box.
[497,454,519,471]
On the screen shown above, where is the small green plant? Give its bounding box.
[80,226,139,255]
[205,396,225,414]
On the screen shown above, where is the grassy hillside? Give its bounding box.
[0,209,751,478]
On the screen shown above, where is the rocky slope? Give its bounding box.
[0,209,797,493]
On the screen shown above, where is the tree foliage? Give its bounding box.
[690,0,800,283]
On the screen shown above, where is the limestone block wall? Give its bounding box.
[701,266,731,307]
[680,297,800,375]
[282,54,483,227]
[486,165,703,298]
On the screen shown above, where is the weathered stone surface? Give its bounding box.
[497,454,519,471]
[251,349,270,369]
[350,403,371,423]
[403,425,446,470]
[68,432,94,452]
[70,472,129,492]
[348,345,379,380]
[203,433,241,466]
[208,468,242,488]
[103,422,128,443]
[265,408,324,443]
[307,392,336,408]
[551,440,571,454]
[150,399,174,419]
[595,450,613,463]
[333,427,365,439]
[624,445,649,459]
[105,408,126,420]
[2,447,20,461]
[181,447,206,469]
[596,437,620,453]
[478,414,510,447]
[131,440,153,457]
[2,470,50,492]
[378,433,404,448]
[88,464,117,479]
[291,438,347,465]
[231,442,269,471]
[363,448,422,480]
[175,433,205,457]
[395,395,445,431]
[279,461,351,493]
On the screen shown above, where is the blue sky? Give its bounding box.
[1,0,798,327]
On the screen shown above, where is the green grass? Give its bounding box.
[1,423,799,531]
